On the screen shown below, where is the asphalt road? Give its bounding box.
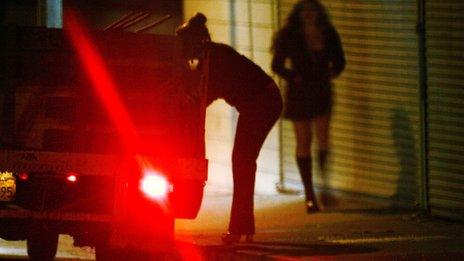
[1,185,463,260]
[176,189,464,260]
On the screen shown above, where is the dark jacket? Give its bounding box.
[207,43,274,111]
[272,25,345,88]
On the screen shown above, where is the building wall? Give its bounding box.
[183,0,281,195]
[426,0,464,221]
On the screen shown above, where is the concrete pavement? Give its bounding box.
[0,184,462,260]
[175,186,464,260]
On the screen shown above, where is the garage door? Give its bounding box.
[279,0,421,206]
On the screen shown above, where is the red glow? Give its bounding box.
[63,10,173,218]
[18,172,29,181]
[66,173,78,182]
[175,238,204,261]
[64,9,140,154]
[140,169,170,199]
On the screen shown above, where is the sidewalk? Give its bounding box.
[175,186,464,260]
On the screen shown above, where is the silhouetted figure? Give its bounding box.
[176,13,282,243]
[271,0,345,213]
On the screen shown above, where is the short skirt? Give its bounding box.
[284,82,332,120]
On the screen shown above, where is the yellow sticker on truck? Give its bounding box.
[0,171,16,202]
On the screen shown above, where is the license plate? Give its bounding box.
[0,171,16,202]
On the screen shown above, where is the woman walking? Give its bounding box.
[271,0,345,213]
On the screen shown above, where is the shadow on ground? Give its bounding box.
[176,240,376,260]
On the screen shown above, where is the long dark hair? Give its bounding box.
[272,0,332,51]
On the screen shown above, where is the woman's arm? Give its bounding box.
[271,53,294,81]
[271,33,295,81]
[327,26,346,78]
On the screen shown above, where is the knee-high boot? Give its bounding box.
[296,156,319,213]
[318,150,329,172]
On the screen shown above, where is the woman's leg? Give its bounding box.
[293,120,312,158]
[228,84,282,234]
[314,113,332,206]
[314,114,330,171]
[293,120,318,212]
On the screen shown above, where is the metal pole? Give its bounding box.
[247,0,254,61]
[417,0,429,212]
[274,0,286,192]
[229,0,237,47]
[229,0,239,133]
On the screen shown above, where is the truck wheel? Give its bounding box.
[27,232,59,261]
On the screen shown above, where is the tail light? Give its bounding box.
[18,172,29,181]
[66,172,78,183]
[140,169,171,199]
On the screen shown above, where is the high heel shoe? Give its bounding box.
[221,232,254,244]
[306,200,319,213]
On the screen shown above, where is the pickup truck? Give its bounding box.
[0,25,208,260]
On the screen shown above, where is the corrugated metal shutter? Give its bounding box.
[426,0,464,220]
[279,0,421,205]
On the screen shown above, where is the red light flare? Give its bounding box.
[63,10,171,213]
[63,9,140,154]
[140,169,170,199]
[136,158,172,211]
[174,238,205,261]
[66,172,78,182]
